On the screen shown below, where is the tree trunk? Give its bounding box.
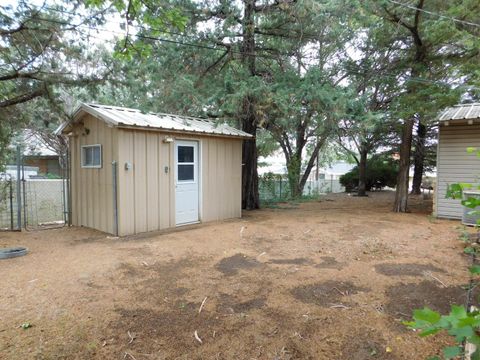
[411,120,426,195]
[357,147,368,196]
[242,99,259,209]
[393,117,415,212]
[240,0,259,209]
[286,155,302,198]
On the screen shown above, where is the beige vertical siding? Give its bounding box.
[69,114,118,233]
[145,133,160,232]
[116,129,243,235]
[201,137,243,222]
[70,117,243,236]
[436,124,480,219]
[117,129,174,235]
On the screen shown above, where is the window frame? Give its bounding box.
[81,144,102,169]
[175,143,197,184]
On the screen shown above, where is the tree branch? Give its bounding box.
[0,85,47,108]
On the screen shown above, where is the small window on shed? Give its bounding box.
[81,145,102,168]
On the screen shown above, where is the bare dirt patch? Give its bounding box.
[269,257,310,265]
[341,328,397,360]
[375,263,445,277]
[217,293,266,314]
[384,281,467,317]
[316,256,344,269]
[291,280,368,307]
[111,305,222,356]
[0,191,470,359]
[215,253,262,276]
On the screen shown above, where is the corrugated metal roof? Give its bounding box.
[438,103,480,121]
[57,103,253,139]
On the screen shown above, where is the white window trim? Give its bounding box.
[176,144,197,183]
[81,144,102,169]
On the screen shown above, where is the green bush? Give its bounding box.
[340,156,398,192]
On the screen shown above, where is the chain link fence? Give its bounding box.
[259,173,345,204]
[22,179,67,229]
[0,149,69,231]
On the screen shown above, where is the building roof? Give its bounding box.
[438,103,480,122]
[56,103,253,139]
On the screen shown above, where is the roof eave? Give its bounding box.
[55,103,120,135]
[116,124,254,139]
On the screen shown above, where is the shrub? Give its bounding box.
[339,156,398,192]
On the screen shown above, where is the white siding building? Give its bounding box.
[435,103,480,219]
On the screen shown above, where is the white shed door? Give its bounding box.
[175,141,199,225]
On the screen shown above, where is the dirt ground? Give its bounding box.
[0,191,474,359]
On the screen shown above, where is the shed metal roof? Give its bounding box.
[57,103,253,139]
[438,103,480,122]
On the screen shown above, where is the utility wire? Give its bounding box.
[2,7,478,90]
[387,0,480,28]
[34,16,282,60]
[6,17,477,90]
[42,5,326,42]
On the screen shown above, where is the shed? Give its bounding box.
[435,103,480,219]
[57,103,252,236]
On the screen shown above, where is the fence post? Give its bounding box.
[15,146,21,230]
[62,149,72,226]
[112,161,119,236]
[279,178,282,199]
[61,153,67,225]
[8,175,13,230]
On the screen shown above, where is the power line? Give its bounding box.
[387,0,480,28]
[3,8,478,90]
[12,18,480,90]
[42,5,200,40]
[34,16,284,60]
[42,5,326,43]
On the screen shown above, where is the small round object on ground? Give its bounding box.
[0,247,28,259]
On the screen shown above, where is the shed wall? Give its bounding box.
[70,114,118,233]
[436,124,480,219]
[116,129,242,236]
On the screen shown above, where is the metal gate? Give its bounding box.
[0,147,70,231]
[22,152,69,230]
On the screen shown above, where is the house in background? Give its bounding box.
[257,154,351,195]
[309,161,355,181]
[57,103,252,236]
[23,154,61,178]
[6,141,61,179]
[435,103,480,219]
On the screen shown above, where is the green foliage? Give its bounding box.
[20,322,32,329]
[258,172,288,203]
[405,304,480,359]
[339,155,398,192]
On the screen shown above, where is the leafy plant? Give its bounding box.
[339,155,398,192]
[20,322,32,329]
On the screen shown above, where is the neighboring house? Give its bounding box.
[258,153,287,176]
[23,155,61,178]
[5,133,62,178]
[4,165,39,179]
[56,103,252,236]
[5,154,61,179]
[259,156,354,181]
[435,103,480,219]
[306,161,355,181]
